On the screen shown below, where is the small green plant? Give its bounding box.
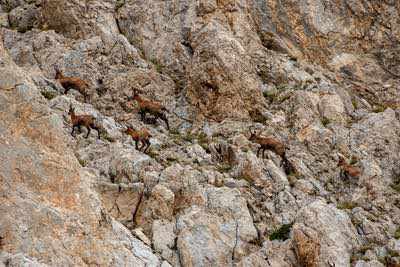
[197,132,208,144]
[351,99,358,110]
[388,250,400,258]
[217,164,232,173]
[41,90,57,100]
[373,105,386,113]
[263,91,277,103]
[78,158,87,167]
[183,133,195,143]
[337,201,356,210]
[321,117,330,127]
[169,128,180,135]
[150,58,163,73]
[287,171,299,187]
[276,84,289,91]
[269,223,293,241]
[199,142,210,153]
[147,150,159,159]
[166,156,177,163]
[115,0,126,11]
[391,174,400,193]
[100,132,115,142]
[394,226,400,239]
[277,93,293,104]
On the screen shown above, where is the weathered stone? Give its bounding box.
[0,46,162,266]
[135,184,175,236]
[293,200,361,267]
[1,0,400,265]
[8,4,39,32]
[152,220,179,265]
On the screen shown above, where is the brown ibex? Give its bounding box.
[248,128,294,175]
[55,68,90,102]
[124,126,152,153]
[68,106,101,139]
[129,89,169,130]
[249,128,286,158]
[337,155,361,180]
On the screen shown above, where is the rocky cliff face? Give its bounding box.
[0,0,399,266]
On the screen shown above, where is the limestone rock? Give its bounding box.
[0,46,162,266]
[135,184,175,236]
[1,0,400,265]
[8,3,39,32]
[293,200,361,267]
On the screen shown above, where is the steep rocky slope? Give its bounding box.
[0,0,399,266]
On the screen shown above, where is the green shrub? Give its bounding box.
[321,117,330,127]
[217,164,232,173]
[276,84,289,91]
[41,90,57,100]
[391,183,400,193]
[78,158,87,167]
[391,174,400,193]
[352,99,358,110]
[100,132,114,142]
[337,201,356,210]
[150,58,163,73]
[394,226,400,239]
[115,0,126,11]
[269,223,293,241]
[373,105,386,113]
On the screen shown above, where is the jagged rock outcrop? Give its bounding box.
[293,200,361,267]
[1,0,400,266]
[0,42,163,266]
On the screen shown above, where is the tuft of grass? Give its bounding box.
[183,133,195,143]
[263,90,277,103]
[147,150,159,159]
[391,174,400,193]
[269,223,293,241]
[352,99,358,110]
[287,171,299,187]
[41,90,57,100]
[321,117,330,127]
[277,93,292,104]
[217,164,232,173]
[373,105,386,113]
[115,0,126,11]
[394,226,400,239]
[78,158,87,167]
[337,201,356,210]
[100,132,115,142]
[150,58,163,73]
[391,183,400,193]
[166,156,177,163]
[196,132,210,152]
[197,132,208,145]
[169,128,180,135]
[276,84,289,91]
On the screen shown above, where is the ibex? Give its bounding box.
[337,155,361,180]
[249,128,286,158]
[124,126,152,153]
[129,89,169,130]
[68,106,101,139]
[248,128,294,175]
[55,68,90,102]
